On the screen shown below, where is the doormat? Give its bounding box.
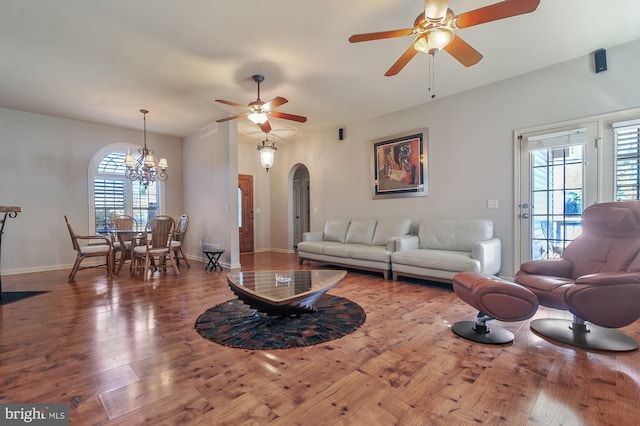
[194,294,366,350]
[1,291,50,305]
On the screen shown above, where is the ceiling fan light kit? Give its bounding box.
[413,28,455,55]
[247,111,268,125]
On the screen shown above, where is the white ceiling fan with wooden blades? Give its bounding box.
[215,74,307,133]
[349,0,540,76]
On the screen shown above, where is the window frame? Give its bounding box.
[89,143,165,234]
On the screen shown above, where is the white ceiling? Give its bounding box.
[1,1,639,140]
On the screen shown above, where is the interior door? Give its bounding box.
[300,177,310,240]
[238,174,254,253]
[293,180,301,246]
[517,122,598,265]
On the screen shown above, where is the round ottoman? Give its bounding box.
[452,271,539,344]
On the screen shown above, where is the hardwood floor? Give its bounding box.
[1,252,639,425]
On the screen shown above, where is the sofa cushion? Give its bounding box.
[345,219,377,245]
[323,243,361,257]
[392,249,481,273]
[323,219,351,243]
[297,240,333,254]
[418,219,493,251]
[371,218,412,246]
[350,245,391,262]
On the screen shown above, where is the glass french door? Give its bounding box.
[518,122,598,264]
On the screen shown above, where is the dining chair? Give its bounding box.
[111,215,138,274]
[171,214,190,268]
[131,215,180,281]
[65,215,113,283]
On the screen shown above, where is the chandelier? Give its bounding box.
[256,134,277,172]
[124,109,168,188]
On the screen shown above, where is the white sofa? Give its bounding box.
[391,218,501,283]
[297,218,413,279]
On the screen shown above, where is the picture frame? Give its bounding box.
[372,128,428,199]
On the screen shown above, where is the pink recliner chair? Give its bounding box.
[515,201,640,351]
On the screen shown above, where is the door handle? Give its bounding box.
[521,213,530,219]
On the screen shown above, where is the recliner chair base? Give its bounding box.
[452,321,514,345]
[531,319,638,352]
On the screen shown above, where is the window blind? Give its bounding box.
[614,120,640,201]
[94,178,126,233]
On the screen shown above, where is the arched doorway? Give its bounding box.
[292,165,310,248]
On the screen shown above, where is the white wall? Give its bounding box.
[181,121,240,269]
[238,139,271,252]
[266,39,640,277]
[0,108,183,274]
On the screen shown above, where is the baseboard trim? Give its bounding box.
[4,250,299,276]
[2,264,72,275]
[269,248,296,254]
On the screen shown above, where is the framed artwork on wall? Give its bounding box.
[372,128,428,199]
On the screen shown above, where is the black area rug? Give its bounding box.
[1,291,50,305]
[194,294,366,350]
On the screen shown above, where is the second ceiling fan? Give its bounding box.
[215,75,307,133]
[349,0,540,76]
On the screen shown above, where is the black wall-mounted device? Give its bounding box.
[594,48,607,73]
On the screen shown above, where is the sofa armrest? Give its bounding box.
[302,232,323,242]
[394,235,419,251]
[385,236,405,252]
[76,235,113,247]
[568,272,640,328]
[518,258,573,278]
[471,237,502,275]
[575,272,640,285]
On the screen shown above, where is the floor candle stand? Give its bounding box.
[0,206,45,305]
[0,206,22,296]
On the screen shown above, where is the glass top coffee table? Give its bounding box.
[226,270,347,316]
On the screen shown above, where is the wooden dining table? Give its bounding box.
[113,229,174,277]
[110,229,145,274]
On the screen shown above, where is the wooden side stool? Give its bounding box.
[202,243,224,272]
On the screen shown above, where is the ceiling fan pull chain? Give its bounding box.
[429,53,437,99]
[427,54,432,99]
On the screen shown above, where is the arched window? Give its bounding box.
[89,144,163,234]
